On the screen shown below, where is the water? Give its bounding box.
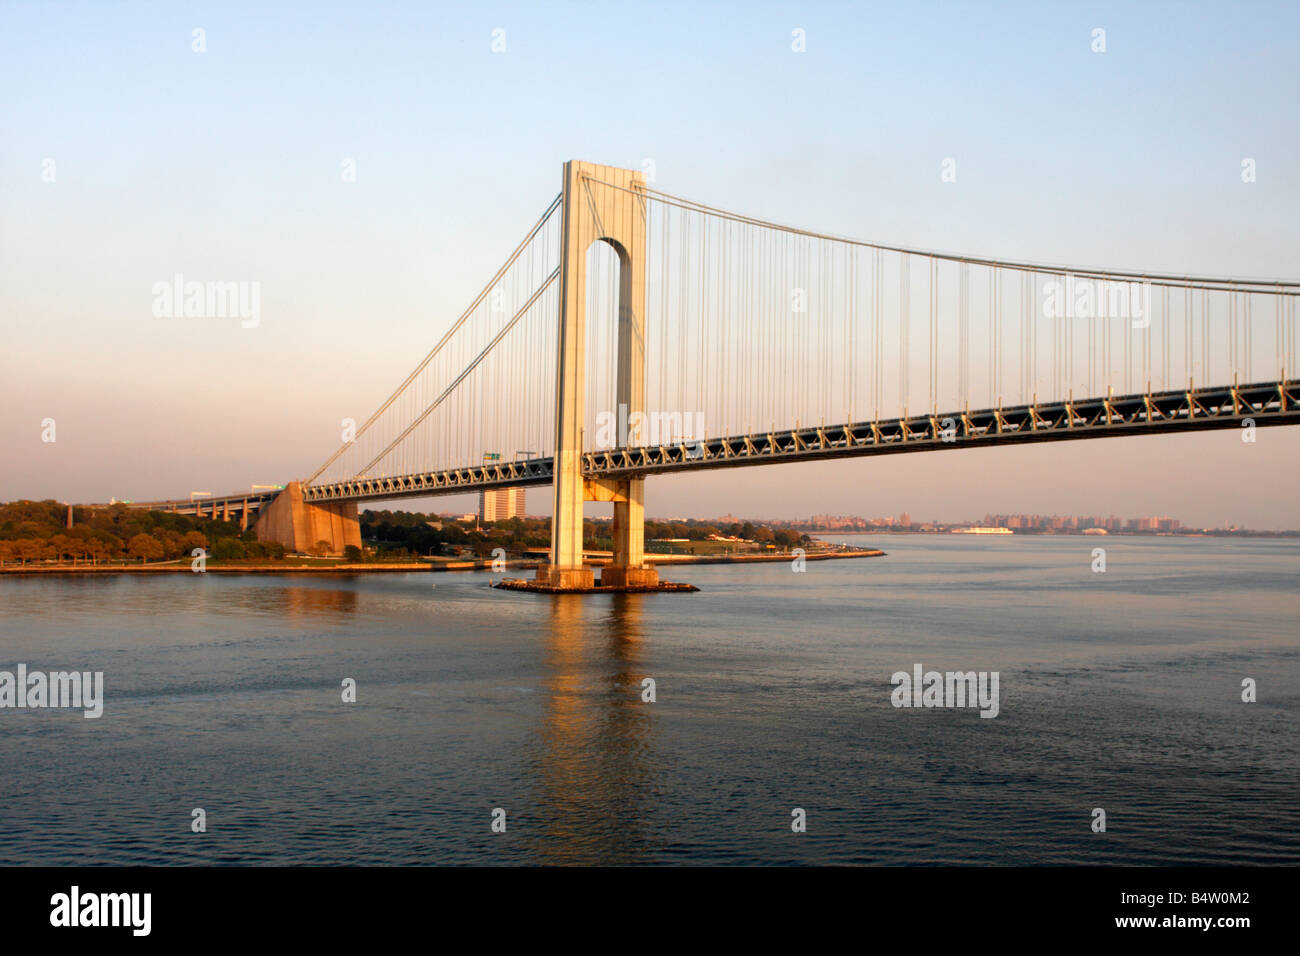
[1,535,1297,865]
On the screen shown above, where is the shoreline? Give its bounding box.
[0,548,886,576]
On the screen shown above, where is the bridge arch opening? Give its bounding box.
[578,234,656,583]
[585,236,632,453]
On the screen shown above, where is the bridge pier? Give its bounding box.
[605,477,658,588]
[253,481,361,556]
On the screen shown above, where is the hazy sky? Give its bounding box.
[2,1,1297,528]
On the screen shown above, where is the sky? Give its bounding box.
[2,0,1297,529]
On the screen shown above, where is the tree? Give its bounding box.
[343,545,362,562]
[49,534,71,565]
[95,533,123,564]
[127,533,164,563]
[15,539,43,566]
[67,529,93,565]
[159,530,185,560]
[210,538,246,560]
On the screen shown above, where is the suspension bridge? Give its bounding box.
[128,160,1299,590]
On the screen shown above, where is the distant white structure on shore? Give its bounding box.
[951,527,1014,534]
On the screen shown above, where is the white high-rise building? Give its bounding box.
[479,487,526,522]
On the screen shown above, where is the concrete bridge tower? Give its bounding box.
[535,161,659,590]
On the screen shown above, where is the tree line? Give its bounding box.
[0,500,286,566]
[0,499,812,567]
[358,510,809,559]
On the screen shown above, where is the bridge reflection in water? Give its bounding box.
[525,594,658,864]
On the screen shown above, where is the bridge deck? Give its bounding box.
[299,379,1296,504]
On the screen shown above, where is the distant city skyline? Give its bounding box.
[401,504,1291,534]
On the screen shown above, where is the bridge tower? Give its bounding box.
[535,160,659,591]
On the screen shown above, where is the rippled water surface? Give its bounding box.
[1,535,1297,865]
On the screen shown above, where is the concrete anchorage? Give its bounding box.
[253,481,362,556]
